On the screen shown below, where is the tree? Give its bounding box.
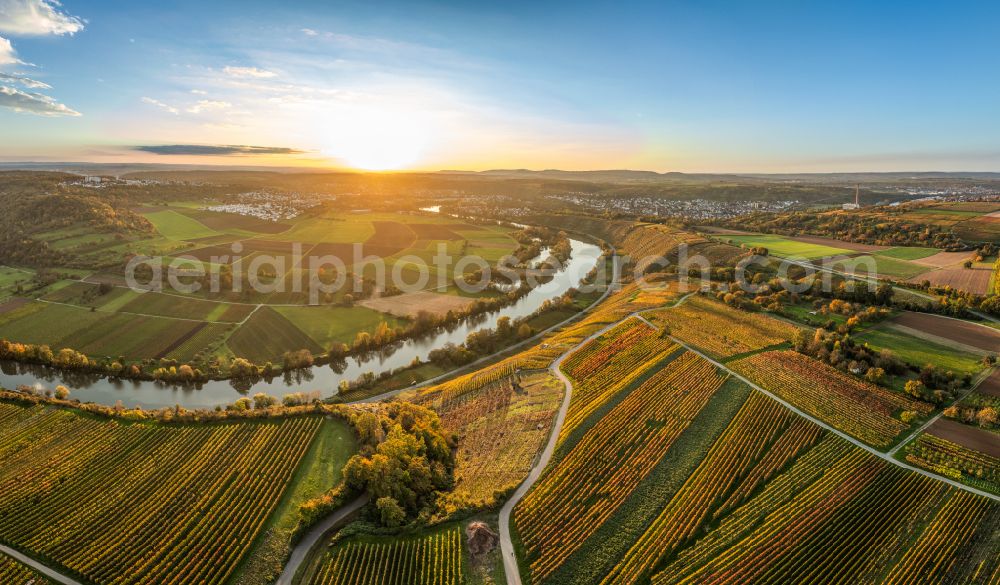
[517,324,533,339]
[864,367,885,385]
[54,385,70,400]
[977,407,997,428]
[376,496,406,528]
[904,380,926,400]
[253,392,277,409]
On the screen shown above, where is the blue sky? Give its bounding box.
[1,0,998,171]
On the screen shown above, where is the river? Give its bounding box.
[0,238,602,409]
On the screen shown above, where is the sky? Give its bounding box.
[0,0,999,172]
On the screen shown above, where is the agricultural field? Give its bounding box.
[559,317,680,441]
[646,295,798,360]
[0,400,353,585]
[308,525,465,585]
[719,233,852,259]
[888,311,1000,353]
[0,551,52,584]
[855,322,987,376]
[515,351,728,583]
[0,204,524,373]
[730,350,932,448]
[903,432,999,494]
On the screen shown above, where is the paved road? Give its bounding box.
[0,545,82,585]
[274,494,369,585]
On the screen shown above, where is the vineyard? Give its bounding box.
[602,393,824,585]
[309,526,465,585]
[904,433,1000,493]
[0,551,51,584]
[650,436,1000,585]
[438,372,564,512]
[559,317,679,441]
[515,352,727,583]
[0,402,323,585]
[647,295,798,359]
[730,350,932,447]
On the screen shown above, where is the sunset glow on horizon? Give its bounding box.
[1,0,999,173]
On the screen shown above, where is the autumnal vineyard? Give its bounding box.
[602,393,824,585]
[647,295,798,358]
[730,350,931,447]
[0,551,52,584]
[559,317,678,441]
[309,526,464,585]
[515,352,727,583]
[650,436,1000,585]
[438,372,564,512]
[0,402,321,585]
[905,433,999,492]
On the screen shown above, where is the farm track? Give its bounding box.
[0,544,81,585]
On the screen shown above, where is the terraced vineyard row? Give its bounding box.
[904,433,999,492]
[310,527,464,585]
[651,435,999,585]
[730,350,931,447]
[603,393,824,585]
[647,295,798,358]
[0,402,321,585]
[560,317,678,441]
[0,551,52,584]
[515,352,726,583]
[440,373,563,512]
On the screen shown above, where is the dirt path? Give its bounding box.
[0,545,82,585]
[274,494,369,585]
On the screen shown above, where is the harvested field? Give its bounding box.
[976,370,1000,398]
[306,242,402,265]
[927,418,1000,458]
[696,226,752,235]
[178,208,291,234]
[788,235,887,252]
[366,221,417,253]
[0,297,28,314]
[889,311,1000,352]
[907,267,992,294]
[180,244,241,263]
[360,290,471,318]
[911,250,974,267]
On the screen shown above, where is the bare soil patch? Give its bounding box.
[360,290,471,318]
[911,251,974,267]
[0,297,28,315]
[890,311,1000,352]
[697,226,752,235]
[927,418,1000,458]
[907,267,992,294]
[977,369,1000,398]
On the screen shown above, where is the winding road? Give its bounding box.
[275,494,369,585]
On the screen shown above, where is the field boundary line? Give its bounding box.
[0,544,82,585]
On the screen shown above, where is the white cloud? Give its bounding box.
[0,71,50,88]
[0,0,85,36]
[190,88,207,95]
[301,28,319,37]
[223,66,277,79]
[141,96,178,115]
[186,99,231,114]
[0,36,18,65]
[0,84,79,116]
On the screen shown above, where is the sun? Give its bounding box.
[319,106,430,171]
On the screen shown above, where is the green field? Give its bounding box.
[143,209,221,240]
[227,306,324,362]
[856,324,985,376]
[723,234,851,259]
[232,417,357,585]
[831,254,931,279]
[876,246,940,260]
[275,305,404,348]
